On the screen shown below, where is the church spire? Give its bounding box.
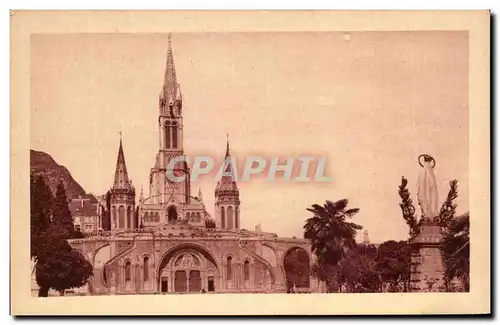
[113,135,132,189]
[161,33,178,102]
[215,135,240,230]
[225,133,231,158]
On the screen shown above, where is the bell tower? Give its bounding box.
[150,33,191,207]
[215,137,240,230]
[110,136,136,230]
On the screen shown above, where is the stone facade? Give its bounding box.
[70,228,320,294]
[68,35,319,295]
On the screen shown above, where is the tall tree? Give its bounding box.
[34,226,93,296]
[398,177,419,238]
[52,181,75,238]
[304,199,362,266]
[31,176,93,296]
[376,240,411,292]
[304,199,362,291]
[441,213,470,291]
[31,174,54,259]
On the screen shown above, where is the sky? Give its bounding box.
[30,32,469,243]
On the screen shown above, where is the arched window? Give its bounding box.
[196,212,201,222]
[143,256,149,282]
[235,207,240,229]
[165,122,171,149]
[155,212,160,222]
[112,206,117,227]
[172,122,178,149]
[221,206,226,229]
[144,212,149,223]
[244,260,250,280]
[167,206,177,223]
[118,206,125,228]
[226,256,232,280]
[127,206,132,229]
[186,212,191,221]
[227,206,234,229]
[124,261,131,282]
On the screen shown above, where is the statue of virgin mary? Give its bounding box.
[417,154,439,220]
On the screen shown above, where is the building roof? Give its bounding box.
[69,196,100,216]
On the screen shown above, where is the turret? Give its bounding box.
[215,136,240,230]
[109,135,136,230]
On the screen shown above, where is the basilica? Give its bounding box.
[68,36,322,295]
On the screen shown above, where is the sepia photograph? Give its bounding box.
[10,10,490,315]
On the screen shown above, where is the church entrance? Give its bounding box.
[208,276,215,292]
[172,256,203,292]
[161,277,168,293]
[157,245,219,294]
[167,206,178,223]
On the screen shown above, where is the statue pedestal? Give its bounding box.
[409,219,445,292]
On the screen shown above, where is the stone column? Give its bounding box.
[235,263,242,290]
[135,263,140,293]
[409,219,445,292]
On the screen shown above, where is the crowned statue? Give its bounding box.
[417,154,439,221]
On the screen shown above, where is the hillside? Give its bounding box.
[30,149,86,200]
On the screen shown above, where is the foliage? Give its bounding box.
[441,213,470,291]
[376,240,411,292]
[338,244,382,293]
[304,199,362,292]
[205,218,216,229]
[398,177,419,238]
[52,180,75,238]
[284,248,310,290]
[31,174,54,259]
[310,263,340,292]
[304,199,362,267]
[31,176,93,297]
[35,226,93,296]
[101,190,111,231]
[438,180,458,232]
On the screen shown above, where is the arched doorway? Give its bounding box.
[167,205,178,223]
[283,247,311,292]
[157,244,219,293]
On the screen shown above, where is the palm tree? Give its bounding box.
[441,212,470,291]
[304,199,362,291]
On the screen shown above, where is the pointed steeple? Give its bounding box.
[113,135,132,190]
[223,134,234,176]
[225,133,231,158]
[198,186,203,201]
[216,135,238,193]
[161,33,178,102]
